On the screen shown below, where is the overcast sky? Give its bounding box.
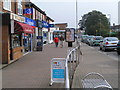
[31,0,119,28]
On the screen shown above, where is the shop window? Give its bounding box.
[11,34,21,48]
[3,0,11,11]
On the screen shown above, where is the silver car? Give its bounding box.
[100,37,119,51]
[89,36,103,46]
[81,35,88,43]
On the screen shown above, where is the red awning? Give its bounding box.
[14,21,34,34]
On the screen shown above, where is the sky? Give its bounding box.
[31,0,120,28]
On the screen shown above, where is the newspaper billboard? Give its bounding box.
[50,58,65,85]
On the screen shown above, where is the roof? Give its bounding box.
[46,16,54,22]
[55,23,68,26]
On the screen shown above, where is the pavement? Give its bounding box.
[2,41,119,89]
[72,43,119,89]
[2,42,76,88]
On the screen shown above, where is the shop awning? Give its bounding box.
[14,21,34,34]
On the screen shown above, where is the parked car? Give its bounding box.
[100,37,119,51]
[89,36,103,46]
[75,34,78,39]
[81,35,88,43]
[117,40,120,55]
[85,35,95,44]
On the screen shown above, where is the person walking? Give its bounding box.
[54,36,59,47]
[59,35,64,48]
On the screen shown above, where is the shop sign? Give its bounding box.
[10,13,25,23]
[36,20,43,28]
[25,17,36,28]
[23,8,33,15]
[49,24,54,28]
[42,21,49,28]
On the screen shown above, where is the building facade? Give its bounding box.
[55,23,68,30]
[1,0,55,64]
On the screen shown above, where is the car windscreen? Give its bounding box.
[95,37,103,40]
[106,38,118,41]
[82,36,88,38]
[87,36,94,39]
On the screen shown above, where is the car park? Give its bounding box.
[100,37,119,51]
[89,36,103,46]
[117,40,120,55]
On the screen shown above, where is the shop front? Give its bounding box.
[36,20,43,36]
[10,13,34,61]
[24,17,36,51]
[42,21,49,44]
[49,27,56,43]
[12,21,34,60]
[48,24,55,43]
[35,20,43,48]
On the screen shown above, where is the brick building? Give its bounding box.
[1,0,55,64]
[55,23,68,30]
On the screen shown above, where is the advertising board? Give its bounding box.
[65,28,75,42]
[50,58,66,85]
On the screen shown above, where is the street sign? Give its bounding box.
[50,58,66,86]
[49,24,54,28]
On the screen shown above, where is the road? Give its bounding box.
[86,45,119,61]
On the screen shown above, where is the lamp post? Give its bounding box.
[99,19,101,36]
[107,14,111,37]
[76,0,78,35]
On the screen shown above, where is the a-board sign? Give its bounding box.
[50,58,66,85]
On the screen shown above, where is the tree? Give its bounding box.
[80,10,110,36]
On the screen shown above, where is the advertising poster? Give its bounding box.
[66,28,75,42]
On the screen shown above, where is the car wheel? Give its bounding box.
[103,46,107,52]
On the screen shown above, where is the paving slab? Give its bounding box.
[2,42,76,88]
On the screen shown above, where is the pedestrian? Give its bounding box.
[59,35,64,48]
[54,36,59,47]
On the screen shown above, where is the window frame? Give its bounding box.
[3,0,11,11]
[17,0,23,15]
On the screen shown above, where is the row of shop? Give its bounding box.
[2,12,55,64]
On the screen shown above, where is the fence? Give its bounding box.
[65,39,81,88]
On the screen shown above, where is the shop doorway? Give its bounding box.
[23,33,32,53]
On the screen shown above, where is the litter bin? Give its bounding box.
[36,36,43,51]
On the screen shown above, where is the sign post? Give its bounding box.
[50,58,66,86]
